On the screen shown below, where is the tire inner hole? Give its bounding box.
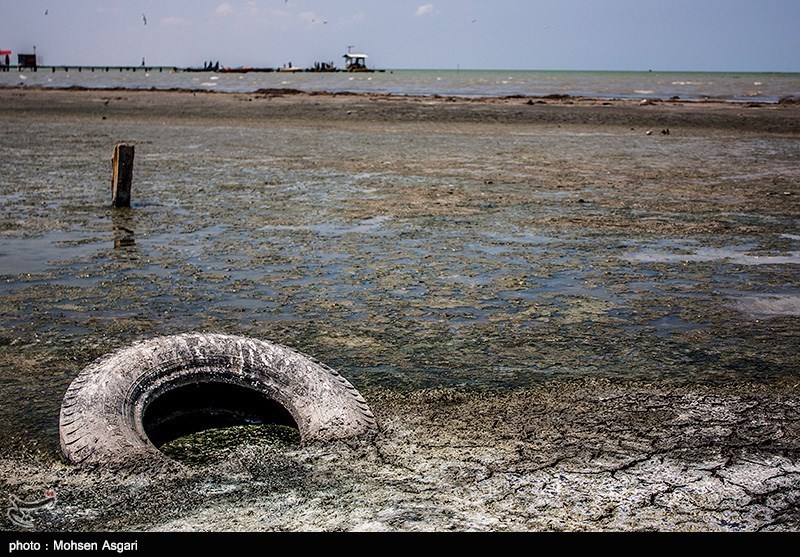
[142,382,300,460]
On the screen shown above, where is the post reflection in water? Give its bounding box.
[112,207,136,250]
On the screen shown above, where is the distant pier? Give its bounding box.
[6,65,282,74]
[11,65,186,73]
[5,65,383,74]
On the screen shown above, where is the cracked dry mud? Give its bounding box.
[2,382,799,531]
[0,89,798,531]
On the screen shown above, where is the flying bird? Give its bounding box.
[45,9,48,15]
[142,13,147,25]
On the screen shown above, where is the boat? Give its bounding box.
[218,66,275,73]
[343,53,373,72]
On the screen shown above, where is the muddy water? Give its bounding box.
[0,96,798,530]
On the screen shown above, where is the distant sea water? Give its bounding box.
[1,68,799,103]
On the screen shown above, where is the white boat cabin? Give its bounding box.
[343,53,369,71]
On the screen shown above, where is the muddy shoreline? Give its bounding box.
[0,87,798,531]
[2,86,800,134]
[2,380,799,531]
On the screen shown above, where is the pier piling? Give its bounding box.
[111,143,135,208]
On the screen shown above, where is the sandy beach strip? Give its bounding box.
[2,86,800,134]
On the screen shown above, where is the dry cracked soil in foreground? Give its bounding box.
[2,380,799,532]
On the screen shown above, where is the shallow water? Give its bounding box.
[2,69,799,102]
[0,99,798,530]
[160,425,301,466]
[0,112,798,449]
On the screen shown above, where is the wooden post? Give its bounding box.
[111,143,135,207]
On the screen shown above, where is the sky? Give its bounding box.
[1,0,799,72]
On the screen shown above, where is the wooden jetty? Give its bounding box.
[12,65,182,73]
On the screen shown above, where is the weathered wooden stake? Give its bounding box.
[111,143,134,207]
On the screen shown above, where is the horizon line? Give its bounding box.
[3,62,799,75]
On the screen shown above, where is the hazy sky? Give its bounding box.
[1,0,798,71]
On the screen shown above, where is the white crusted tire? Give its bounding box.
[59,333,377,465]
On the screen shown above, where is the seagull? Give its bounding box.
[142,13,147,25]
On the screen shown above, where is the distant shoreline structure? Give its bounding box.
[2,50,385,74]
[6,64,387,74]
[5,63,799,76]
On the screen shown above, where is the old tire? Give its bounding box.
[59,333,377,465]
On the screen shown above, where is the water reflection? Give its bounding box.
[112,207,136,249]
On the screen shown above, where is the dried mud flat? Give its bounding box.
[2,381,799,531]
[0,88,798,531]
